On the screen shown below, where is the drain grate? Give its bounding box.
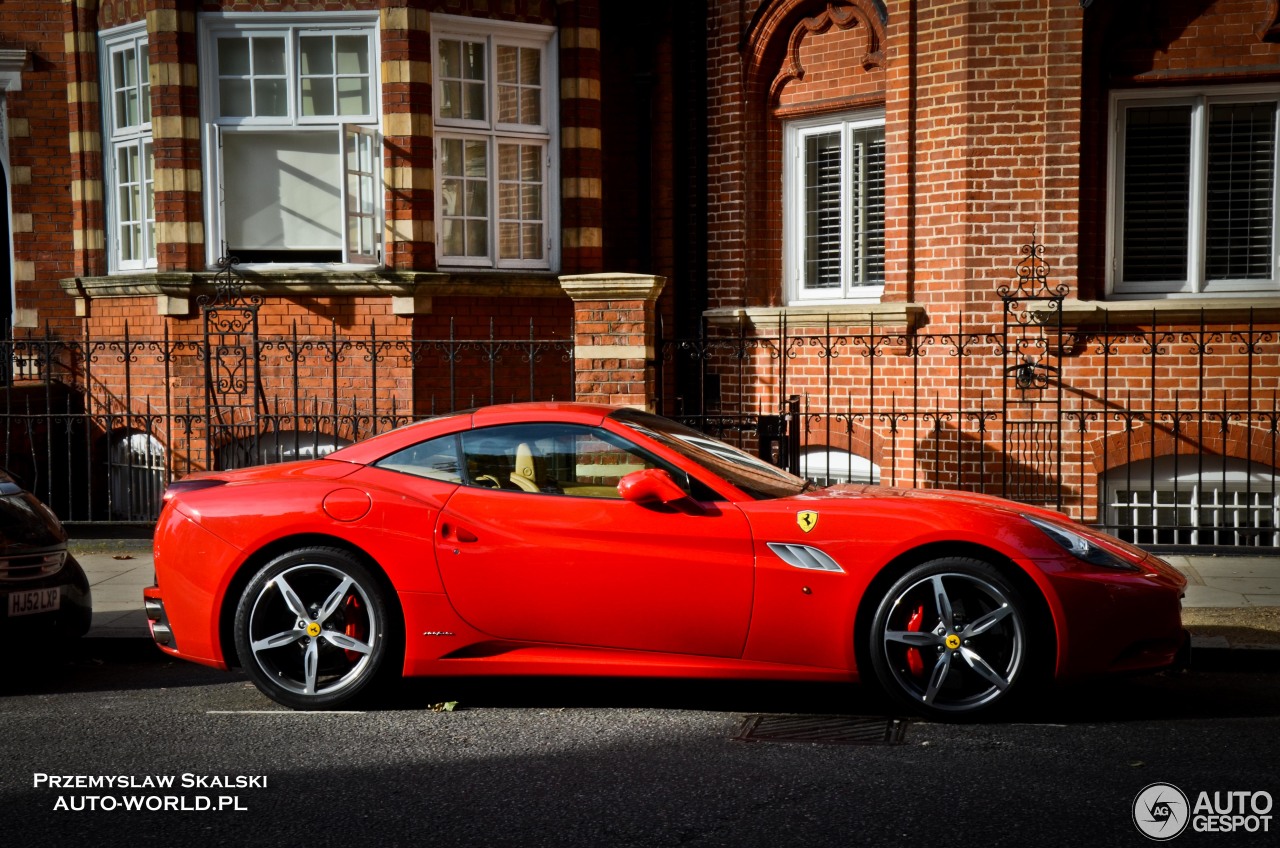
[734,714,908,746]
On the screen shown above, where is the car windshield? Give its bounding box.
[612,409,809,500]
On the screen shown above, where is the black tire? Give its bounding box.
[868,558,1035,719]
[233,547,393,710]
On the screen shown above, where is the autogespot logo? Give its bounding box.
[1134,783,1191,841]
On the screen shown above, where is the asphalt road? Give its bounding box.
[1,642,1277,848]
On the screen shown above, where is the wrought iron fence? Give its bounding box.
[0,319,573,526]
[657,304,1280,552]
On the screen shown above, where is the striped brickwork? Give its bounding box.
[146,2,203,271]
[556,0,601,273]
[65,0,105,280]
[381,1,434,270]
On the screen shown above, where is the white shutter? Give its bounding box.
[1120,105,1193,284]
[1205,102,1276,282]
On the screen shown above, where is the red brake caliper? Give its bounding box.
[906,605,925,677]
[343,595,366,663]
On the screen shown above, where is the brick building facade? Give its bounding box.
[0,0,1277,546]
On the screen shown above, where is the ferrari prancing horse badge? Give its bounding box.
[797,510,819,533]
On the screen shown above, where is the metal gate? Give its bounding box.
[200,255,263,470]
[998,234,1066,509]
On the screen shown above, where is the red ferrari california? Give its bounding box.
[146,403,1187,718]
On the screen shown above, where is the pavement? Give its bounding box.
[72,539,1280,659]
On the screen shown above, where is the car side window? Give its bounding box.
[459,423,671,499]
[374,435,462,483]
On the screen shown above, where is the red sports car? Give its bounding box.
[146,403,1187,718]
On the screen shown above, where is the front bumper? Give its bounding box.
[1046,553,1188,679]
[0,552,92,643]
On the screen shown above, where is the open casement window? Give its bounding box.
[342,125,381,265]
[210,124,382,265]
[783,111,886,303]
[431,14,557,270]
[200,15,382,267]
[101,26,155,272]
[1110,89,1280,297]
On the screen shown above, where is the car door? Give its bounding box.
[435,422,755,658]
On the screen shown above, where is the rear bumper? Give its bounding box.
[148,505,243,669]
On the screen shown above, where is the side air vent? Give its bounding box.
[766,542,844,573]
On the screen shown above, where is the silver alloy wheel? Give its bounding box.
[878,570,1026,714]
[244,561,379,699]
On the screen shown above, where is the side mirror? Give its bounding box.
[618,468,688,506]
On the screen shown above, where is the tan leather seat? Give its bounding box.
[510,442,544,493]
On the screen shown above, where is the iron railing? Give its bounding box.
[656,308,1280,551]
[0,319,573,526]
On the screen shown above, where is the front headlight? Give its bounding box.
[1023,515,1142,572]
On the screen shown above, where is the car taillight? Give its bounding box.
[162,478,228,502]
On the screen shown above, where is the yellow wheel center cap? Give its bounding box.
[945,634,962,650]
[306,621,322,638]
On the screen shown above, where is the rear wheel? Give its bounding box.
[233,547,392,710]
[869,558,1034,719]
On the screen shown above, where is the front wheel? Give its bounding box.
[233,547,393,710]
[868,558,1035,719]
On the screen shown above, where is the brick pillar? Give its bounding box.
[559,273,665,409]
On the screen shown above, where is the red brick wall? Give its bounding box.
[704,2,752,311]
[710,0,1087,318]
[3,1,79,333]
[774,7,885,114]
[410,296,573,416]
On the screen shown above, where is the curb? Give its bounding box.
[72,637,168,664]
[1188,644,1280,673]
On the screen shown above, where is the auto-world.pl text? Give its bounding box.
[33,773,267,811]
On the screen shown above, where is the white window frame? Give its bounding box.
[1107,85,1280,298]
[198,12,383,269]
[430,13,558,272]
[1104,455,1280,548]
[101,24,155,273]
[783,109,886,304]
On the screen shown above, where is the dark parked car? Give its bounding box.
[0,469,91,646]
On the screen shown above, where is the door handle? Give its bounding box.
[441,523,479,543]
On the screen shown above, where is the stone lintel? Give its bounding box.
[558,273,666,303]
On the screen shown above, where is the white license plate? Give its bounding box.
[7,587,61,617]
